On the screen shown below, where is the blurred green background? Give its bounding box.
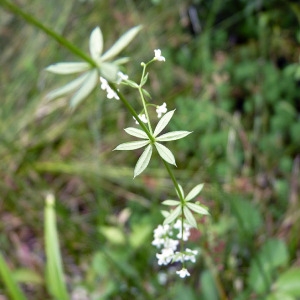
[0,0,300,299]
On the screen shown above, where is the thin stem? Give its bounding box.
[0,0,97,68]
[110,83,155,143]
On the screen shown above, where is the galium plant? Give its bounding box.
[46,25,209,278]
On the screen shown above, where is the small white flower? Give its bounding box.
[117,71,129,84]
[156,248,174,265]
[176,268,190,278]
[156,102,168,118]
[100,76,119,100]
[154,49,166,62]
[133,114,148,124]
[173,219,191,241]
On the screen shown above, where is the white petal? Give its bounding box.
[124,127,148,139]
[114,140,149,151]
[70,69,98,108]
[155,142,176,166]
[156,131,192,142]
[153,109,175,137]
[186,184,204,201]
[46,62,90,74]
[46,72,90,100]
[89,27,103,59]
[101,25,142,62]
[134,144,152,178]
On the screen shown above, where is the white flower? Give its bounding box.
[117,71,129,84]
[133,114,148,124]
[114,110,191,177]
[46,25,141,108]
[100,76,119,99]
[156,248,174,265]
[176,268,190,278]
[156,102,168,118]
[173,219,191,241]
[154,49,166,62]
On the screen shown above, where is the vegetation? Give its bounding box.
[0,0,300,299]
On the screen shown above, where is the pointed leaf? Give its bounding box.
[140,73,149,87]
[162,200,180,206]
[153,109,175,137]
[186,184,204,201]
[155,142,176,165]
[124,127,148,139]
[114,140,149,151]
[134,144,152,178]
[113,57,130,65]
[89,27,103,59]
[183,206,197,228]
[186,202,209,215]
[101,25,142,62]
[46,72,90,100]
[70,69,98,108]
[163,206,181,225]
[46,62,90,74]
[123,80,139,88]
[176,184,185,199]
[156,131,192,142]
[100,62,119,81]
[142,88,151,99]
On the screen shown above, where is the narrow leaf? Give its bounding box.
[155,142,176,165]
[134,144,152,178]
[46,72,90,100]
[163,206,181,225]
[156,131,192,142]
[124,127,148,139]
[153,109,175,137]
[113,57,130,65]
[100,62,119,81]
[114,140,149,151]
[162,200,180,206]
[46,62,90,74]
[0,252,27,300]
[186,202,209,215]
[101,25,142,62]
[89,27,103,59]
[176,184,185,199]
[142,88,151,99]
[140,72,149,87]
[184,206,198,228]
[186,184,204,201]
[70,69,98,108]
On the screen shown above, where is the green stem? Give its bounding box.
[110,83,154,143]
[0,0,97,67]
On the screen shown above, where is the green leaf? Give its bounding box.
[114,140,149,151]
[186,184,204,201]
[46,62,90,74]
[44,194,69,300]
[163,206,181,225]
[101,25,142,61]
[162,200,180,206]
[134,144,152,178]
[124,127,148,139]
[155,142,176,165]
[273,268,300,296]
[248,238,289,295]
[186,202,209,215]
[153,109,175,137]
[0,252,27,300]
[156,131,192,142]
[99,226,125,245]
[100,62,119,81]
[123,79,139,88]
[183,207,197,228]
[46,72,90,100]
[142,88,151,99]
[113,57,130,65]
[89,27,103,59]
[70,69,98,108]
[140,72,149,86]
[176,184,185,199]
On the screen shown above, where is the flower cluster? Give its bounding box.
[152,220,198,278]
[100,77,119,100]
